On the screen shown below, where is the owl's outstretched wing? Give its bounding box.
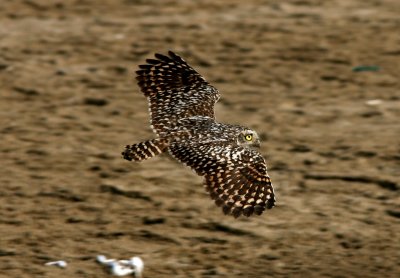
[169,142,275,218]
[136,51,220,136]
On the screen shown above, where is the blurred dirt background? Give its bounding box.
[1,0,399,277]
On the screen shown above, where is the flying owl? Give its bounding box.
[122,51,275,218]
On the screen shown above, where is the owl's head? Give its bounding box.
[237,129,260,149]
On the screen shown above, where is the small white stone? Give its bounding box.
[96,255,116,266]
[130,257,144,277]
[96,255,144,277]
[110,262,135,276]
[45,260,67,268]
[365,99,382,106]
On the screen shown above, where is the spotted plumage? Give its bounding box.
[122,51,275,218]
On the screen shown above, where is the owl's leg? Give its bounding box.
[122,138,169,162]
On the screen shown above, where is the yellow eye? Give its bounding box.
[245,134,253,141]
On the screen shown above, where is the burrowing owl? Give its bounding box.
[122,51,275,218]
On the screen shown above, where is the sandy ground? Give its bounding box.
[1,0,399,277]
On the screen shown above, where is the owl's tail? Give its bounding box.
[122,138,169,162]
